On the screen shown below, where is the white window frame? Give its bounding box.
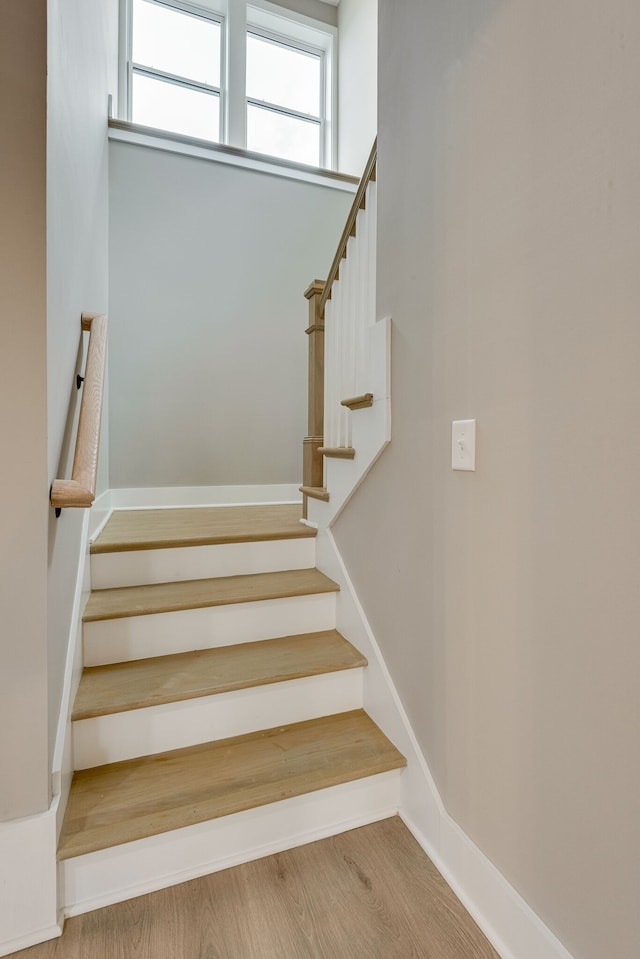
[245,27,324,167]
[118,0,337,169]
[122,0,226,141]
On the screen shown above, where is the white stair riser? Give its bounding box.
[83,592,337,666]
[60,770,403,917]
[73,669,364,768]
[91,538,316,590]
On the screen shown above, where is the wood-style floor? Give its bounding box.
[18,818,500,958]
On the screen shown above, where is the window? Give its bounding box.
[122,0,336,168]
[131,0,223,142]
[246,31,323,166]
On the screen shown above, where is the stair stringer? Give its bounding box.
[0,499,113,958]
[314,528,578,959]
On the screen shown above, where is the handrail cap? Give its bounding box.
[51,479,95,509]
[304,280,326,300]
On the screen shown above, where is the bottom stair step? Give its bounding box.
[58,710,406,861]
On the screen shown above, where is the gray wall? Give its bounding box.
[333,3,640,959]
[275,0,337,27]
[337,0,377,175]
[0,1,50,821]
[47,0,117,762]
[108,143,351,489]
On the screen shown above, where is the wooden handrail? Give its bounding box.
[51,313,108,511]
[319,138,377,316]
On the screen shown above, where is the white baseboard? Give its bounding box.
[60,770,402,917]
[403,812,577,959]
[315,529,576,959]
[0,807,61,958]
[103,484,302,510]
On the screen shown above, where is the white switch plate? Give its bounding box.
[452,419,476,471]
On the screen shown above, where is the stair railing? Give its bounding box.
[301,140,378,516]
[51,313,108,514]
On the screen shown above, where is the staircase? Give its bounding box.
[58,503,406,915]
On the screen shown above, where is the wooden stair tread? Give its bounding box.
[83,568,339,622]
[73,631,366,720]
[92,504,313,554]
[58,710,406,860]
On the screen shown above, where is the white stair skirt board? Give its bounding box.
[104,484,302,510]
[83,592,337,666]
[91,537,316,590]
[309,316,391,529]
[0,807,60,958]
[314,528,578,959]
[60,769,403,918]
[89,490,113,542]
[51,510,92,839]
[73,669,364,768]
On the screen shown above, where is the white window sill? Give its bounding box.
[108,120,358,193]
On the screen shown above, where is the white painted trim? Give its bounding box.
[51,511,91,840]
[316,529,577,959]
[89,488,113,542]
[83,592,337,665]
[73,668,363,767]
[108,123,358,192]
[402,812,577,959]
[0,806,61,957]
[299,517,319,529]
[91,537,315,589]
[106,483,302,509]
[60,770,402,916]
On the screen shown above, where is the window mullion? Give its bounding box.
[225,0,246,149]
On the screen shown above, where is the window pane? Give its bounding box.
[133,0,221,87]
[247,34,320,117]
[133,73,220,141]
[247,104,320,165]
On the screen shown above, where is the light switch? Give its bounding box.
[452,420,476,471]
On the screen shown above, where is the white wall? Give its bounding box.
[338,0,377,175]
[47,0,118,763]
[108,143,352,489]
[0,0,49,822]
[334,2,640,959]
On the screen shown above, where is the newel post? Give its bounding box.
[302,280,326,518]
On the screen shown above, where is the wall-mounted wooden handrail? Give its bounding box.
[51,313,108,511]
[319,139,377,316]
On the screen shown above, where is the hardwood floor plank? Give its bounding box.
[58,711,406,860]
[83,568,339,622]
[73,631,366,719]
[21,819,499,958]
[92,504,314,554]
